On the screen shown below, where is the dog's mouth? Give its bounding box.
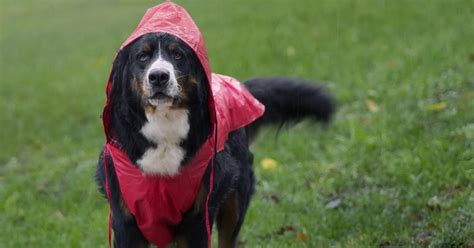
[147,91,180,106]
[150,91,171,100]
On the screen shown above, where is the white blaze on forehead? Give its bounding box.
[144,42,179,98]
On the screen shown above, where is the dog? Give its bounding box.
[95,31,334,247]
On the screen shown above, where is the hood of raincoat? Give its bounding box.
[101,2,265,247]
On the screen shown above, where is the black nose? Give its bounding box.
[148,69,170,88]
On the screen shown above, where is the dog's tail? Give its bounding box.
[244,77,335,140]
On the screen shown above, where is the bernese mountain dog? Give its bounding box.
[95,32,334,247]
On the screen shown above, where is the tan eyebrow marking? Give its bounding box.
[168,43,177,50]
[143,43,152,53]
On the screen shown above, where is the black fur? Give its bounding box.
[96,32,334,248]
[245,77,334,140]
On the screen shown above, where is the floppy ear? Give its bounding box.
[109,48,143,106]
[191,59,209,107]
[108,47,146,126]
[109,49,131,101]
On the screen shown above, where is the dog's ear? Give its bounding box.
[109,49,131,101]
[190,58,209,106]
[108,47,145,123]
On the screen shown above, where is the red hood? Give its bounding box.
[103,1,215,141]
[101,2,265,247]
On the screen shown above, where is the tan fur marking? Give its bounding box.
[133,76,143,93]
[173,183,208,246]
[143,43,152,53]
[217,192,240,248]
[134,76,157,114]
[168,43,177,51]
[133,76,148,108]
[118,197,132,219]
[192,183,207,215]
[171,74,199,110]
[175,234,188,248]
[144,105,156,114]
[187,74,198,85]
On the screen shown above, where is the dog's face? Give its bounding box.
[118,32,205,111]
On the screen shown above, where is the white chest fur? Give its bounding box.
[137,108,190,176]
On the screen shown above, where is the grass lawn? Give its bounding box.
[1,0,473,247]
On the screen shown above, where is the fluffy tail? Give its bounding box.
[244,77,335,140]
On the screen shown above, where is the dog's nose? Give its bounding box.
[148,69,170,88]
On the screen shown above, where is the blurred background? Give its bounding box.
[1,0,473,247]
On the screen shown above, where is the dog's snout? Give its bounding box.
[148,69,170,88]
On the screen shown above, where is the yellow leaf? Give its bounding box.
[260,158,278,170]
[54,210,65,221]
[426,102,447,111]
[366,99,379,113]
[286,46,296,57]
[92,56,105,68]
[296,232,310,242]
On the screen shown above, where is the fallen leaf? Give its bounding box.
[426,102,447,111]
[54,210,65,220]
[312,30,320,38]
[296,232,310,242]
[263,192,281,203]
[286,46,296,57]
[36,180,50,193]
[366,99,379,113]
[260,158,278,171]
[427,196,441,211]
[414,231,433,247]
[276,224,296,235]
[237,239,246,247]
[325,197,342,209]
[378,241,391,248]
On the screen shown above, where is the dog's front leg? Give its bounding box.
[102,153,149,248]
[111,199,149,248]
[175,211,210,248]
[175,182,212,248]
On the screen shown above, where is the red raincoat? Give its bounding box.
[102,2,265,247]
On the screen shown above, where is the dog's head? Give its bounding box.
[107,32,211,165]
[110,32,208,113]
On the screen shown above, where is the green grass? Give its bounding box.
[1,0,473,247]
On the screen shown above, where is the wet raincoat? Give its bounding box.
[101,2,265,247]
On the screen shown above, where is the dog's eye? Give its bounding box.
[173,51,183,60]
[138,53,150,62]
